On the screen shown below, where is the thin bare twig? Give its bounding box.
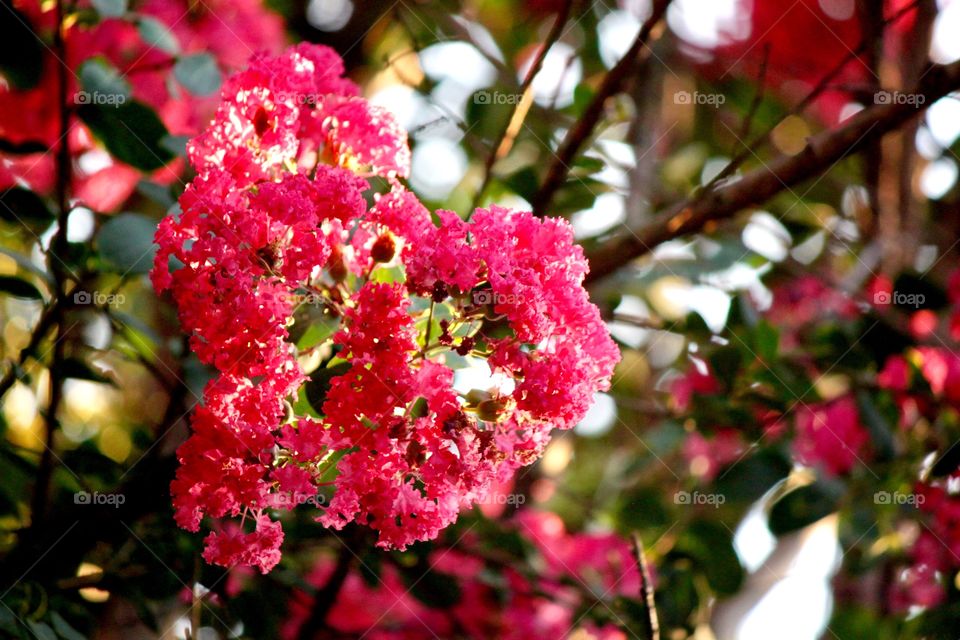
[631,532,660,640]
[0,299,59,399]
[736,43,771,145]
[473,0,575,208]
[530,0,673,217]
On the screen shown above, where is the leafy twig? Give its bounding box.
[473,0,575,208]
[0,300,60,399]
[584,58,960,283]
[736,43,771,145]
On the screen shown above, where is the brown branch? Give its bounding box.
[631,532,659,640]
[0,299,59,399]
[31,0,72,534]
[51,0,71,285]
[584,58,960,283]
[857,0,886,259]
[898,0,938,265]
[473,0,575,208]
[701,0,924,195]
[530,0,672,217]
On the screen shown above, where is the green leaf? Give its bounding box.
[78,100,174,171]
[709,345,742,389]
[551,180,606,216]
[409,396,429,419]
[304,361,351,411]
[768,479,843,536]
[159,134,190,158]
[0,275,42,300]
[173,53,221,96]
[930,439,960,478]
[0,187,54,224]
[655,561,699,629]
[715,449,790,503]
[26,622,57,640]
[753,320,779,361]
[50,613,86,640]
[613,486,671,532]
[571,84,595,115]
[0,445,35,515]
[678,520,744,595]
[293,315,338,350]
[78,58,131,103]
[828,605,897,640]
[91,0,127,17]
[464,88,515,142]
[0,1,43,89]
[856,390,896,462]
[0,598,17,632]
[137,16,180,55]
[136,180,175,208]
[0,248,52,286]
[403,568,462,608]
[111,310,161,348]
[97,212,158,274]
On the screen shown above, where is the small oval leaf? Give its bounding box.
[173,53,222,96]
[137,16,180,55]
[0,275,43,300]
[97,212,158,275]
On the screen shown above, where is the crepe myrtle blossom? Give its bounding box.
[152,45,619,572]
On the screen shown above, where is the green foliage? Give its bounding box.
[78,102,174,171]
[0,0,43,89]
[2,1,960,638]
[96,213,158,274]
[173,53,222,96]
[768,480,844,536]
[91,0,127,18]
[136,16,179,55]
[0,188,54,225]
[0,275,43,300]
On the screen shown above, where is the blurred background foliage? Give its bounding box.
[3,0,960,638]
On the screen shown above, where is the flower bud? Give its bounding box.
[405,439,426,467]
[370,232,396,263]
[455,336,475,356]
[252,106,272,137]
[327,245,347,282]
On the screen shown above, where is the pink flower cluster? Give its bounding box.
[152,45,619,572]
[791,396,868,476]
[889,481,960,611]
[877,336,960,609]
[670,362,868,477]
[282,511,639,640]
